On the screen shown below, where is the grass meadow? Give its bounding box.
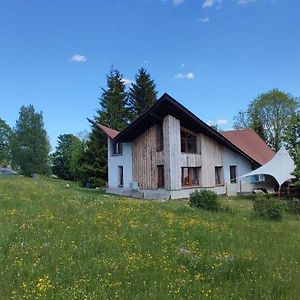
[0,176,300,299]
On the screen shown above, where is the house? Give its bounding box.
[90,93,276,199]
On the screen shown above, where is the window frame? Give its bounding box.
[230,165,237,183]
[181,130,197,154]
[112,142,123,156]
[181,167,201,187]
[215,166,224,186]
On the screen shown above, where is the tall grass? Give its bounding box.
[0,176,300,299]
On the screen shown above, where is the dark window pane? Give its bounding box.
[230,166,237,183]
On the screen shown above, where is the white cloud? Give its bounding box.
[174,72,195,79]
[238,0,256,5]
[69,54,87,62]
[173,0,184,5]
[217,119,228,125]
[202,0,215,8]
[200,17,210,23]
[202,0,222,8]
[207,119,228,126]
[121,78,134,85]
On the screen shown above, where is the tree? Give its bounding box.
[234,89,299,151]
[52,134,84,180]
[0,118,12,167]
[129,68,157,120]
[11,105,50,176]
[284,113,300,160]
[293,148,300,191]
[79,68,129,187]
[97,68,129,130]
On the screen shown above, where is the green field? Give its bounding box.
[0,176,300,299]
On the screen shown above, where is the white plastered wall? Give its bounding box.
[107,138,133,188]
[223,147,253,195]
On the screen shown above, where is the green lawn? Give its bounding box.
[0,176,300,299]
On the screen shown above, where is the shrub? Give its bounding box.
[287,199,300,215]
[253,196,286,221]
[189,190,220,211]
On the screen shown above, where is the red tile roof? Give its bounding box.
[221,129,275,165]
[87,118,120,139]
[96,124,120,139]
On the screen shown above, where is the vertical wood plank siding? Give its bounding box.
[132,115,224,190]
[201,134,223,187]
[163,115,181,190]
[132,125,163,189]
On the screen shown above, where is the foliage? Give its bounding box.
[80,68,129,187]
[287,199,300,215]
[189,189,220,211]
[0,118,12,166]
[253,196,286,221]
[97,68,130,131]
[10,105,50,176]
[1,177,300,299]
[129,68,157,120]
[292,148,300,190]
[51,134,84,181]
[284,113,300,160]
[234,89,299,151]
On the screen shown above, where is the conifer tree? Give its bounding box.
[129,68,157,120]
[79,68,129,187]
[11,105,50,176]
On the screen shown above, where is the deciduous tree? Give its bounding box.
[234,89,299,151]
[0,118,12,166]
[11,105,50,176]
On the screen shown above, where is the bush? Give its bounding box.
[189,190,220,211]
[253,196,286,221]
[287,199,300,215]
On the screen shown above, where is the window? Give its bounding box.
[157,165,164,188]
[230,166,237,183]
[157,125,164,151]
[118,166,123,187]
[251,174,265,183]
[181,167,201,187]
[181,130,197,153]
[112,142,123,155]
[215,166,224,186]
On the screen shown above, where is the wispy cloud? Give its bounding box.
[173,0,184,5]
[69,54,87,62]
[174,72,195,79]
[199,17,210,23]
[207,119,228,126]
[217,119,228,125]
[238,0,256,5]
[121,78,134,85]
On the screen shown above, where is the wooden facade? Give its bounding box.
[132,125,164,189]
[132,114,224,191]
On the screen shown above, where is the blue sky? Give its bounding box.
[1,0,299,149]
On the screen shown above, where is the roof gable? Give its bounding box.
[87,119,119,139]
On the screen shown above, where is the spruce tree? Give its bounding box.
[11,105,50,176]
[79,68,129,187]
[129,68,157,120]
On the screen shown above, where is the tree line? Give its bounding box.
[0,68,299,187]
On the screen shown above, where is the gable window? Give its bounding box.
[230,166,237,183]
[112,142,123,155]
[181,167,201,187]
[215,166,224,186]
[181,130,197,153]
